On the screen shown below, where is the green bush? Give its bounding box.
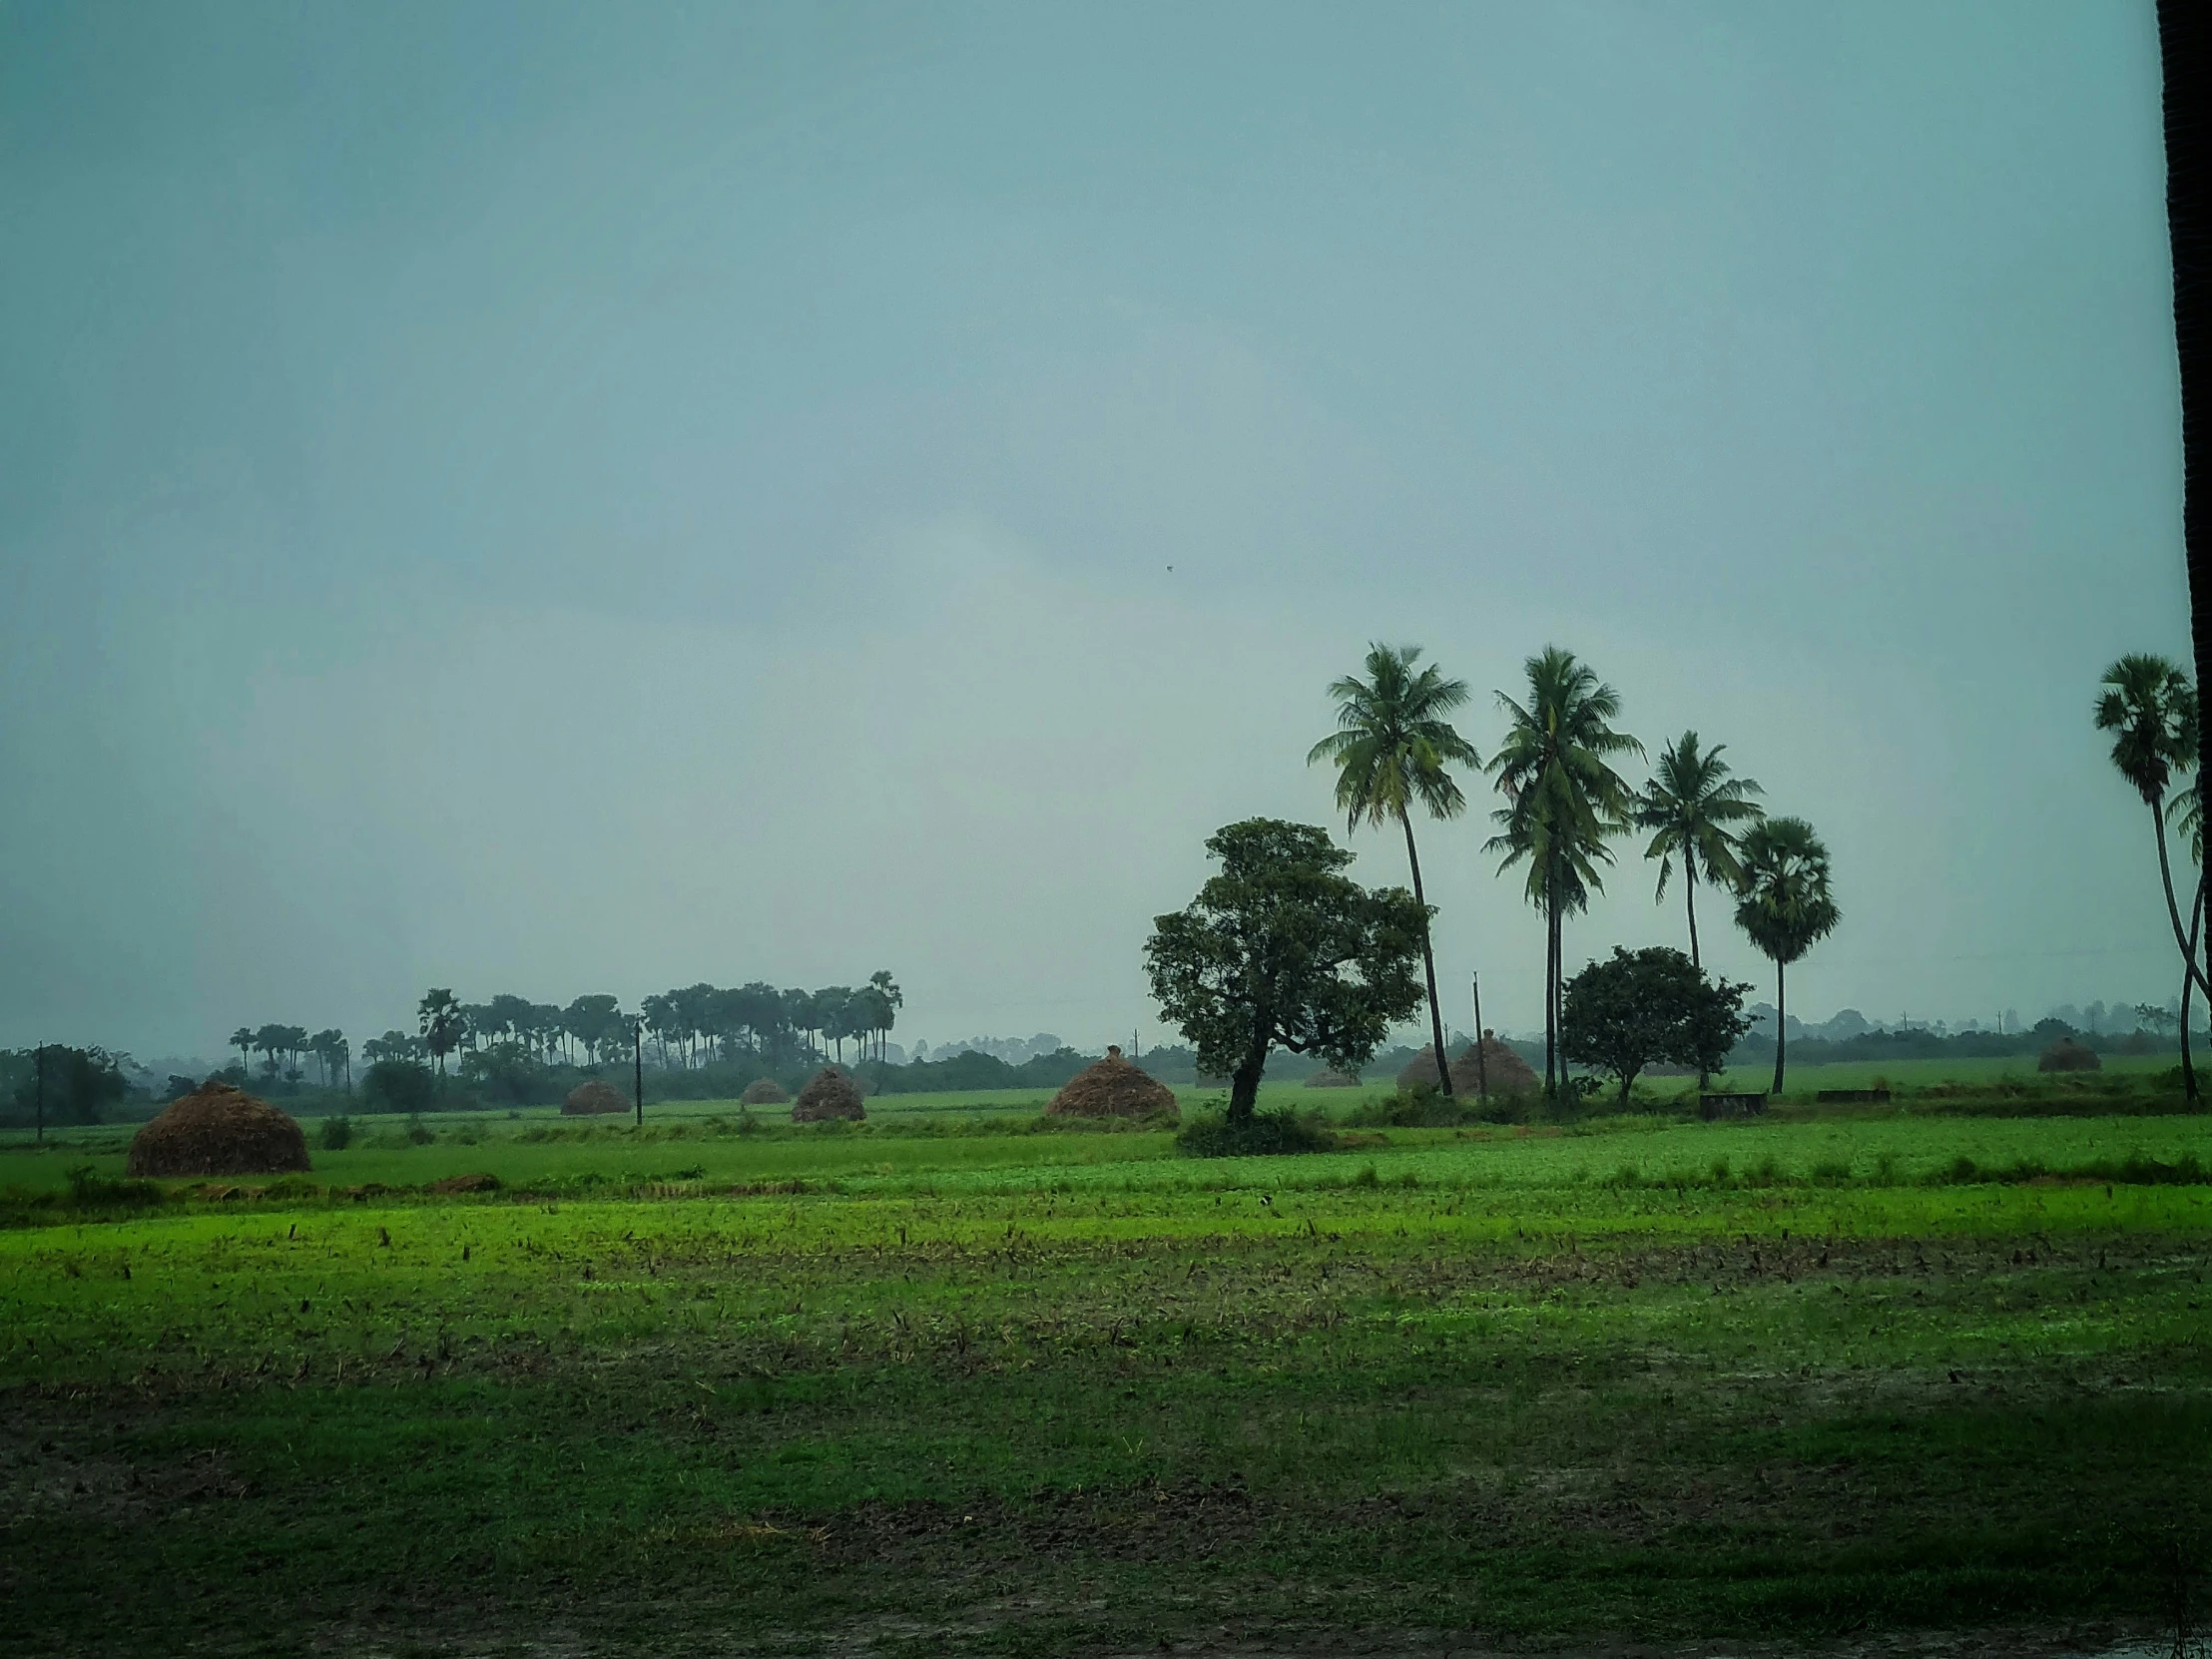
[319,1116,352,1151]
[64,1166,163,1210]
[1176,1107,1337,1158]
[360,1059,435,1115]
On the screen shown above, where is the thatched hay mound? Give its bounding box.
[742,1078,790,1106]
[2038,1038,2101,1073]
[563,1080,631,1116]
[1305,1069,1360,1088]
[793,1067,866,1122]
[1047,1047,1178,1119]
[1396,1036,1541,1098]
[127,1082,309,1179]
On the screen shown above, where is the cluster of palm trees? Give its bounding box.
[228,1024,350,1088]
[1312,642,1840,1099]
[2095,653,2206,1097]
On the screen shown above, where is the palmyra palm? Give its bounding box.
[2094,654,2206,998]
[1732,816,1840,1098]
[1309,644,1480,1096]
[1635,731,1763,969]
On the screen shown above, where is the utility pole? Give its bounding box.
[1469,975,1488,1101]
[34,1042,45,1145]
[632,1016,644,1129]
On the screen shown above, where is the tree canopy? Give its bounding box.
[1560,945,1751,1105]
[1144,819,1427,1124]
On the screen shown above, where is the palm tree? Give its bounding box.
[1634,732,1763,969]
[2096,655,2208,999]
[1484,647,1641,1098]
[1309,645,1482,1095]
[417,988,465,1078]
[1732,817,1840,1098]
[230,1027,254,1075]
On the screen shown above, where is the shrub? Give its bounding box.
[405,1114,434,1146]
[64,1165,163,1210]
[319,1116,352,1151]
[361,1059,436,1115]
[1176,1106,1337,1158]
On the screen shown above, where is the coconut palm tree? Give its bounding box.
[416,988,466,1078]
[1732,817,1840,1098]
[1309,644,1482,1095]
[2094,654,2206,997]
[2172,781,2203,1102]
[1484,647,1642,1098]
[1634,733,1763,970]
[229,1027,254,1075]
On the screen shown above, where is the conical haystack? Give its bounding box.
[1304,1068,1360,1088]
[1047,1046,1178,1119]
[793,1067,866,1122]
[563,1080,631,1116]
[2038,1038,2101,1073]
[1396,1035,1540,1098]
[127,1081,310,1179]
[742,1078,790,1106]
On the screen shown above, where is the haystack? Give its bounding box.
[127,1081,310,1179]
[2038,1038,2101,1073]
[1304,1069,1360,1088]
[1047,1046,1178,1119]
[792,1067,866,1122]
[563,1080,631,1116]
[742,1078,790,1106]
[1396,1035,1540,1097]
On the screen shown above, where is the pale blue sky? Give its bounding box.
[0,1,2192,1056]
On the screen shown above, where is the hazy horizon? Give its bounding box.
[2,1,2195,1062]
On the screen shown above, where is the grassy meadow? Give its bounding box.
[3,1086,2209,1655]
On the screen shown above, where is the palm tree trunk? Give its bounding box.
[1771,961,1787,1098]
[2158,0,2212,936]
[1399,813,1453,1097]
[1685,863,1701,970]
[2152,800,2212,999]
[1543,890,1559,1099]
[2184,875,2203,1103]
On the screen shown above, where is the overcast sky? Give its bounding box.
[0,0,2194,1060]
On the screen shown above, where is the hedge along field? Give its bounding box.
[2,1109,2209,1656]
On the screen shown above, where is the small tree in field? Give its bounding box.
[1560,945,1752,1106]
[1145,819,1427,1127]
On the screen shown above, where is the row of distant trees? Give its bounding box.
[237,972,903,1092]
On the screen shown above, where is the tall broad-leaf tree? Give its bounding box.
[1146,819,1426,1126]
[2095,654,2206,998]
[1308,644,1481,1096]
[1732,817,1840,1098]
[1634,732,1763,969]
[1485,647,1641,1098]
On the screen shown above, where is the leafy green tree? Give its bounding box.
[564,995,623,1064]
[1634,732,1763,969]
[416,988,465,1078]
[361,1058,435,1115]
[813,988,857,1064]
[1308,644,1481,1097]
[1560,945,1752,1106]
[309,1029,345,1088]
[1145,819,1427,1126]
[865,970,903,1063]
[2095,654,2206,998]
[1732,818,1841,1097]
[1485,647,1642,1098]
[8,1045,132,1127]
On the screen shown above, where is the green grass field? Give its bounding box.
[3,1096,2208,1656]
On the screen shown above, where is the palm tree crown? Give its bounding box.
[1308,645,1481,830]
[2096,654,2197,806]
[1635,731,1764,967]
[1309,643,1479,1094]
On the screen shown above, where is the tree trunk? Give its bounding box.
[2152,799,2212,998]
[1685,863,1701,970]
[1400,813,1453,1096]
[1228,1062,1264,1125]
[2158,1,2212,930]
[1548,897,1565,1106]
[1770,961,1788,1098]
[2184,876,2203,1103]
